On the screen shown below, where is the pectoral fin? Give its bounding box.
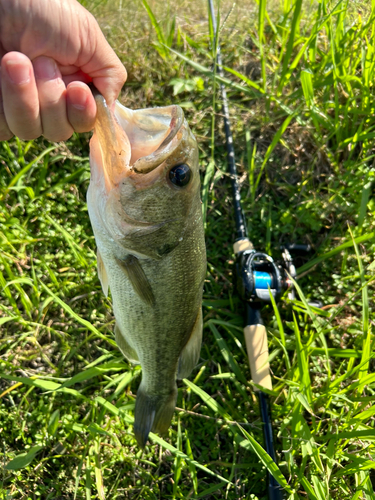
[115,323,140,364]
[97,249,109,297]
[177,308,203,379]
[115,255,155,306]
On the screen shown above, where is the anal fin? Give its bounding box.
[177,308,203,379]
[115,255,155,306]
[97,249,109,297]
[115,323,140,364]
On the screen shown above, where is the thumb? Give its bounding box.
[79,14,127,105]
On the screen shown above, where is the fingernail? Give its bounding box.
[34,57,57,80]
[5,60,30,85]
[69,88,87,110]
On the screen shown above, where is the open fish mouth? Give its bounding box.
[114,101,185,174]
[93,92,185,186]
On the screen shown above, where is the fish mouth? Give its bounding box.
[115,102,185,174]
[90,92,185,234]
[93,92,185,183]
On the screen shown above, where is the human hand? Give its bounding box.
[0,0,127,141]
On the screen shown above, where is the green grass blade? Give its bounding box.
[39,281,116,347]
[74,446,89,500]
[292,312,313,405]
[184,429,198,494]
[349,226,370,392]
[195,481,228,498]
[237,424,292,494]
[301,69,314,107]
[0,372,86,399]
[142,0,168,58]
[254,112,295,193]
[277,0,303,93]
[5,445,44,470]
[258,0,267,91]
[297,231,375,274]
[208,322,247,384]
[58,363,125,389]
[202,159,215,226]
[168,47,262,97]
[358,181,372,229]
[2,145,57,198]
[183,378,231,420]
[150,432,232,485]
[300,476,319,500]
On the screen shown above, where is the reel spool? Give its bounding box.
[235,251,285,302]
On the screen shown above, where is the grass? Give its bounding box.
[1,0,375,498]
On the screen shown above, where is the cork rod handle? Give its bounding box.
[244,324,272,391]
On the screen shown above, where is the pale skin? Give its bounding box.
[0,0,127,142]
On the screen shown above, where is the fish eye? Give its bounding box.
[168,164,191,188]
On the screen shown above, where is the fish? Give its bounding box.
[87,92,206,447]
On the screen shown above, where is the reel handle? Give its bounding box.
[282,243,311,253]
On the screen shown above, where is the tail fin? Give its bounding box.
[133,383,177,448]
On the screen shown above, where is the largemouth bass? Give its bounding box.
[87,93,206,447]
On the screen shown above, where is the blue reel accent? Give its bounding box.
[253,271,272,290]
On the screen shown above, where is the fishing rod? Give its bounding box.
[206,2,311,498]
